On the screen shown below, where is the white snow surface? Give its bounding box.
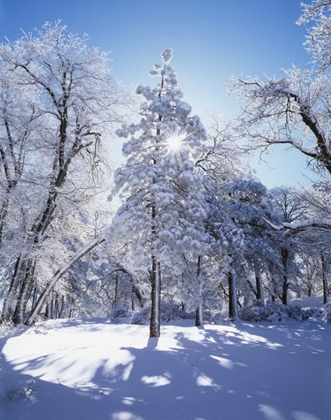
[1,318,331,420]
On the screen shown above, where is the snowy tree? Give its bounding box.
[232,66,331,177]
[196,119,257,319]
[267,187,308,305]
[228,0,331,262]
[226,180,276,304]
[298,0,331,70]
[231,1,331,179]
[0,21,128,324]
[111,49,208,336]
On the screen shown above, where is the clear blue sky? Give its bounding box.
[0,0,314,188]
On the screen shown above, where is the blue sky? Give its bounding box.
[0,0,314,188]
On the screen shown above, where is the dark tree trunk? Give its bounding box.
[321,254,328,305]
[254,262,264,302]
[228,260,238,321]
[1,257,25,322]
[113,273,119,309]
[58,295,65,319]
[195,256,203,327]
[281,248,289,305]
[45,302,50,319]
[12,259,35,324]
[195,307,202,326]
[54,294,59,319]
[31,284,38,311]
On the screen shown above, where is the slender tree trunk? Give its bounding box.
[12,258,35,324]
[31,284,38,311]
[281,248,289,305]
[150,255,161,337]
[195,256,203,327]
[1,257,24,322]
[228,260,238,321]
[45,302,50,319]
[58,296,65,319]
[54,294,59,319]
[148,81,165,339]
[254,262,264,302]
[321,254,328,305]
[50,297,54,319]
[0,197,10,247]
[113,273,119,309]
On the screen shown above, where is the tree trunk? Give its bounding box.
[321,254,328,305]
[31,284,38,311]
[150,255,161,338]
[228,260,238,321]
[281,248,289,305]
[195,256,203,327]
[1,257,25,322]
[45,302,50,319]
[25,235,106,326]
[58,296,65,319]
[254,262,264,302]
[12,259,35,324]
[113,273,119,309]
[50,297,54,319]
[54,294,59,319]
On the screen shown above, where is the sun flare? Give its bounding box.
[164,127,189,156]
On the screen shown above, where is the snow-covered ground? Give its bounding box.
[1,318,330,420]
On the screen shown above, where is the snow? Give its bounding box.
[1,318,331,420]
[289,296,324,309]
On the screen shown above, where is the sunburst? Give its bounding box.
[163,126,190,156]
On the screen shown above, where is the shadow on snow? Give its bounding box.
[1,320,331,420]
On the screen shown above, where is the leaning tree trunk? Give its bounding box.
[25,235,106,326]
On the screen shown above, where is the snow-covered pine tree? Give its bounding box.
[112,49,208,337]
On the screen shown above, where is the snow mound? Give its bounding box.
[239,300,313,322]
[109,302,196,325]
[289,296,324,309]
[317,303,331,323]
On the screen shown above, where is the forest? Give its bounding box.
[2,1,331,340]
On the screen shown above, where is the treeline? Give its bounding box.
[2,2,331,336]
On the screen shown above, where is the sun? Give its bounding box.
[164,126,189,156]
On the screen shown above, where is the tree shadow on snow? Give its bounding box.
[0,321,331,420]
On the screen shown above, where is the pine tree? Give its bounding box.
[112,49,208,337]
